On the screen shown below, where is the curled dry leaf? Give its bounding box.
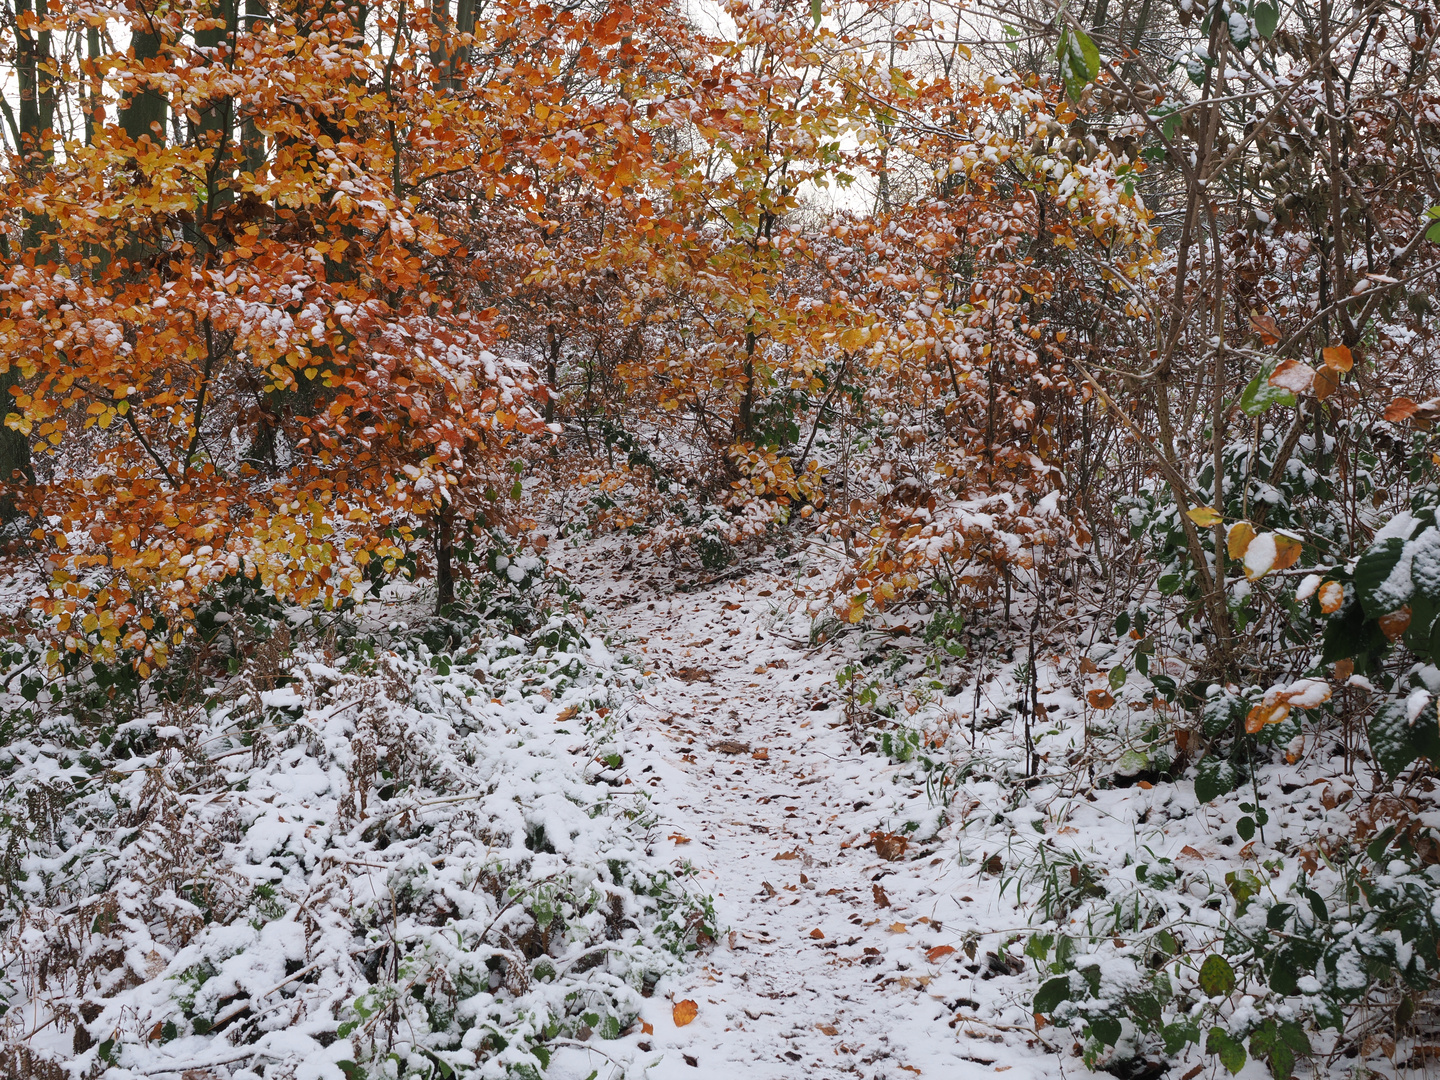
[1318,580,1345,613]
[672,999,699,1027]
[872,831,910,861]
[1249,312,1282,344]
[1268,358,1316,394]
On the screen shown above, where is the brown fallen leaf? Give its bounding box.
[555,705,578,723]
[1385,396,1420,422]
[668,834,692,845]
[673,999,699,1027]
[926,945,956,963]
[710,739,750,755]
[872,883,891,908]
[1179,845,1205,860]
[642,1021,654,1035]
[871,831,909,861]
[1086,688,1116,710]
[809,928,825,939]
[673,667,713,684]
[773,850,799,861]
[889,921,908,933]
[751,748,769,761]
[817,1024,839,1036]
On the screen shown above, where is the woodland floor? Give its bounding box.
[544,540,1067,1080]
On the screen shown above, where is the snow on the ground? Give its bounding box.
[546,542,1065,1080]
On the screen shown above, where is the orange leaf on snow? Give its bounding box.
[751,748,769,761]
[672,999,699,1027]
[668,834,692,845]
[888,922,908,933]
[810,928,826,939]
[1268,358,1316,395]
[926,945,957,963]
[642,1021,654,1035]
[1086,688,1116,710]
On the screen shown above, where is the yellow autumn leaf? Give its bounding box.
[1186,506,1223,528]
[1226,521,1256,559]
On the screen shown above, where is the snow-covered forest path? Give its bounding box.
[551,545,1059,1080]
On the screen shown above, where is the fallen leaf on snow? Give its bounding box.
[642,1021,654,1035]
[751,748,769,760]
[555,705,578,723]
[668,834,691,845]
[672,999,699,1027]
[809,928,825,939]
[889,921,908,933]
[817,1024,839,1035]
[773,850,799,860]
[926,945,956,963]
[872,830,909,861]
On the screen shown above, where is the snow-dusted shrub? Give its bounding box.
[0,598,712,1079]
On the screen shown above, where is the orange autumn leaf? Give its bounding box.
[1249,312,1282,344]
[1379,607,1412,641]
[1313,366,1340,401]
[1320,345,1353,372]
[1271,533,1304,572]
[1318,581,1345,614]
[1246,702,1291,733]
[672,999,699,1027]
[1087,688,1116,710]
[926,945,957,963]
[1385,397,1421,422]
[1268,358,1316,395]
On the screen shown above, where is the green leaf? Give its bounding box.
[1089,1015,1122,1047]
[1254,2,1279,37]
[1034,976,1072,1015]
[1368,699,1440,781]
[1115,610,1131,636]
[1198,954,1237,998]
[1194,755,1239,803]
[1354,534,1409,618]
[1163,1020,1200,1054]
[1207,1027,1248,1074]
[1056,26,1100,100]
[811,0,821,24]
[1108,665,1126,691]
[1149,105,1184,140]
[1239,363,1297,416]
[1426,207,1440,244]
[1237,815,1255,841]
